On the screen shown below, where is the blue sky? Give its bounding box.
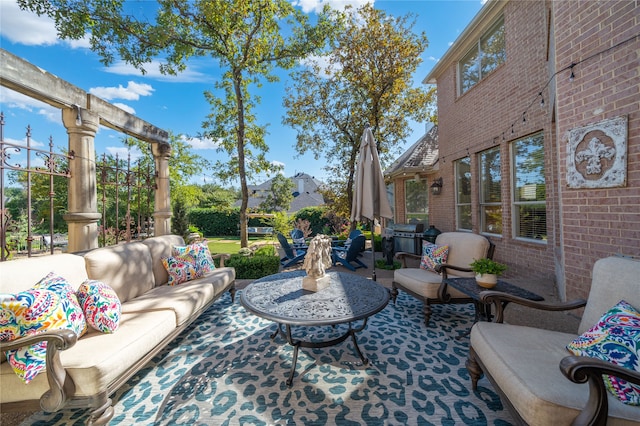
[0,0,484,186]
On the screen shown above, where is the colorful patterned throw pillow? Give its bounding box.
[0,288,70,383]
[172,241,215,275]
[566,300,640,405]
[420,241,449,272]
[34,272,87,338]
[162,256,200,285]
[76,280,122,333]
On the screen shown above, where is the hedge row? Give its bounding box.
[188,207,330,237]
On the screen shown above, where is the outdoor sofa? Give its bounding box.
[0,235,236,425]
[467,255,640,425]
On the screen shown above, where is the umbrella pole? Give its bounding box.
[371,218,376,281]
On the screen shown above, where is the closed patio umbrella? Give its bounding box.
[351,127,393,280]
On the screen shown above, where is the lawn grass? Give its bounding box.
[206,236,277,255]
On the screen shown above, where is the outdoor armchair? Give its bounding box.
[277,233,307,268]
[391,231,495,326]
[467,256,640,425]
[331,234,367,271]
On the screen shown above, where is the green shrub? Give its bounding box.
[293,207,326,236]
[254,245,277,256]
[227,254,280,279]
[189,208,240,236]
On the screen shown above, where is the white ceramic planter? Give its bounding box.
[475,273,498,288]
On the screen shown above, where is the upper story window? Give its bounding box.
[458,16,505,95]
[455,157,472,230]
[511,133,546,241]
[479,147,502,235]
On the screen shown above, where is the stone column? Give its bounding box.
[62,106,101,252]
[151,142,172,236]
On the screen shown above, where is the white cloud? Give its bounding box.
[0,88,61,123]
[104,60,210,83]
[89,81,154,101]
[299,54,341,78]
[0,0,90,49]
[105,146,143,162]
[0,1,58,45]
[271,161,285,172]
[293,0,372,14]
[427,56,438,62]
[180,134,220,150]
[112,103,136,115]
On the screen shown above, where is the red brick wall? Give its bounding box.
[553,0,640,300]
[434,1,556,282]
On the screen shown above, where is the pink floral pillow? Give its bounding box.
[0,288,70,383]
[162,256,200,285]
[420,241,449,272]
[172,241,215,275]
[76,280,122,333]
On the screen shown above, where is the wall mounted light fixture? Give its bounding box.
[430,177,443,196]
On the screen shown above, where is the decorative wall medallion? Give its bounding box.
[566,116,627,188]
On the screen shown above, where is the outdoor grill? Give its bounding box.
[391,223,424,255]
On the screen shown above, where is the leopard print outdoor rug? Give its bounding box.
[24,290,513,425]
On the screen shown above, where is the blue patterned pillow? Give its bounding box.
[566,300,640,405]
[420,242,449,272]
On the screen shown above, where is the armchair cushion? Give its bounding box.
[566,299,640,405]
[419,242,449,272]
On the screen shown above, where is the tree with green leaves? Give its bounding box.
[18,0,335,247]
[283,3,436,220]
[259,174,295,213]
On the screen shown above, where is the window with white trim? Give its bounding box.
[511,133,546,241]
[479,147,502,235]
[405,178,428,224]
[459,16,505,95]
[455,157,472,230]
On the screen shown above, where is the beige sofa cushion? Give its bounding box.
[121,267,234,326]
[471,322,639,425]
[141,235,186,287]
[0,253,88,293]
[83,242,155,303]
[0,309,176,401]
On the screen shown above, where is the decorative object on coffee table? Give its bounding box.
[470,258,507,288]
[301,234,333,292]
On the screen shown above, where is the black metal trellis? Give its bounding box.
[98,152,156,247]
[0,112,74,261]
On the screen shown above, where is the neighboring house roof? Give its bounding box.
[236,172,326,213]
[384,125,439,178]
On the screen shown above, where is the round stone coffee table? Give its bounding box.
[240,270,390,385]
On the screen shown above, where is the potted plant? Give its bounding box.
[469,258,507,288]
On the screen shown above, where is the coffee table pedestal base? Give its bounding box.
[271,320,370,386]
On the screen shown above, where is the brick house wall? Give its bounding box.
[428,0,555,281]
[553,0,640,300]
[423,0,639,301]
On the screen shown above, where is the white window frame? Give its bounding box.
[478,147,502,236]
[511,133,547,243]
[454,157,472,231]
[458,16,505,95]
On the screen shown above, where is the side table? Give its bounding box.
[441,277,544,337]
